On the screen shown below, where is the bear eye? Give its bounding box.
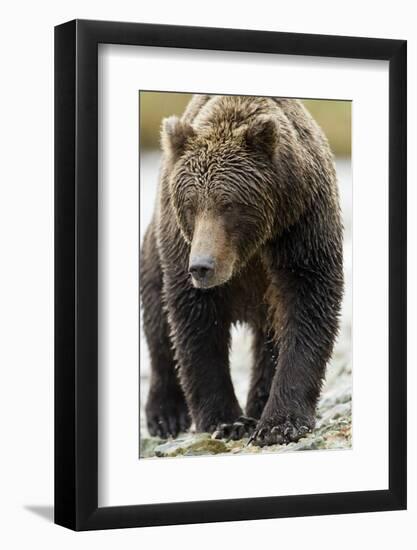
[184,204,194,218]
[222,202,234,213]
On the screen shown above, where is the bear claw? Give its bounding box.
[147,404,191,439]
[248,420,311,447]
[212,416,258,441]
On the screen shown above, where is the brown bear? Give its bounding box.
[140,94,343,446]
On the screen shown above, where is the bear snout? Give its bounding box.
[189,255,215,286]
[188,215,236,288]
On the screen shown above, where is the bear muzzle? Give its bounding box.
[188,215,235,288]
[189,255,215,286]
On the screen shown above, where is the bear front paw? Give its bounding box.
[212,416,258,441]
[146,390,191,439]
[248,417,313,447]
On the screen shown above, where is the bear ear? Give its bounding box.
[243,115,279,159]
[161,116,195,160]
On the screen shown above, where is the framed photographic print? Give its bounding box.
[55,20,407,530]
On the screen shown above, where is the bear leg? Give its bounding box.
[213,325,278,442]
[164,278,243,433]
[140,225,190,439]
[246,329,278,420]
[249,270,341,446]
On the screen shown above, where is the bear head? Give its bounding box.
[161,114,280,289]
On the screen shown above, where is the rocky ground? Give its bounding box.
[139,156,352,459]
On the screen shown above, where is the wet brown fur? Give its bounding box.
[140,95,344,445]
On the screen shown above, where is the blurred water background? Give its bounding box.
[139,93,352,456]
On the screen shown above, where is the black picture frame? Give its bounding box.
[55,19,407,531]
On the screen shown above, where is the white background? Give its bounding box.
[99,46,388,506]
[0,1,415,548]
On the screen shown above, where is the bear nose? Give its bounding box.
[189,256,215,281]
